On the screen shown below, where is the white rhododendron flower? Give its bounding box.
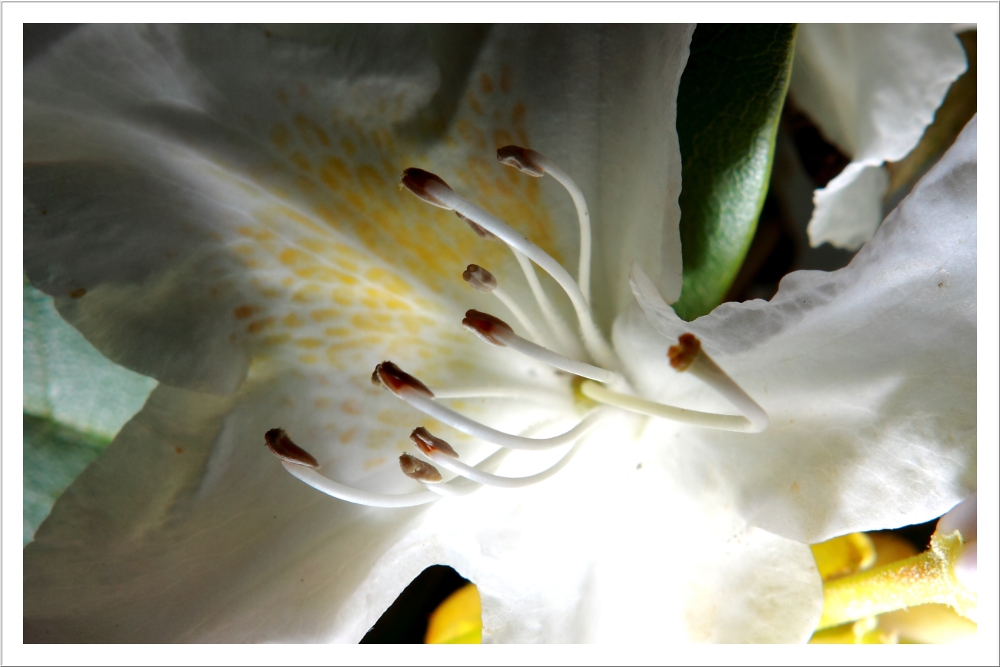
[791,24,967,250]
[23,25,976,643]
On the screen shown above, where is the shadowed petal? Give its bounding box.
[791,24,966,249]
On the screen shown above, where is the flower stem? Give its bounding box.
[817,531,975,630]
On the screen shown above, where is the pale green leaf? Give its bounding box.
[23,278,157,543]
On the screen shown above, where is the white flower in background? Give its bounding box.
[23,24,975,643]
[791,24,967,250]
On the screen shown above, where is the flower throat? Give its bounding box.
[266,146,768,507]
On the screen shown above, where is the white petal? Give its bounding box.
[24,24,815,645]
[791,24,967,249]
[24,25,442,393]
[460,26,693,323]
[620,117,977,543]
[25,391,820,643]
[807,162,890,251]
[581,442,822,643]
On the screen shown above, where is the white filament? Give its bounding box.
[282,462,440,507]
[421,439,584,489]
[533,154,593,308]
[687,353,769,432]
[430,385,570,405]
[580,381,761,433]
[511,248,581,357]
[430,182,616,368]
[493,328,619,384]
[492,284,550,347]
[396,386,609,451]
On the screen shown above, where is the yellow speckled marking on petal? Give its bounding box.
[205,62,565,477]
[295,113,331,147]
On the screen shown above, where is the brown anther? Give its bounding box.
[400,168,453,209]
[373,361,435,397]
[461,309,514,346]
[456,211,498,240]
[463,264,498,293]
[410,427,459,458]
[497,145,544,177]
[667,333,702,372]
[399,453,443,483]
[265,428,320,468]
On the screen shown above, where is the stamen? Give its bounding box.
[667,334,769,432]
[429,385,570,406]
[373,361,434,397]
[399,452,443,483]
[400,167,615,368]
[266,429,440,507]
[667,333,701,371]
[281,461,441,507]
[511,249,581,356]
[461,309,513,346]
[265,428,319,468]
[462,264,498,292]
[456,212,498,240]
[579,381,762,433]
[418,446,514,497]
[498,146,593,306]
[463,310,618,383]
[496,145,545,177]
[463,263,550,346]
[410,426,460,458]
[373,361,609,450]
[411,426,584,489]
[400,168,453,209]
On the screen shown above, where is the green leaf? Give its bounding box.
[23,278,157,544]
[24,278,157,439]
[673,24,797,321]
[23,413,108,545]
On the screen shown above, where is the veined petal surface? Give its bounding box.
[622,117,977,543]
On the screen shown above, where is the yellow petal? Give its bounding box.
[868,531,920,566]
[810,616,897,644]
[425,583,482,644]
[811,532,876,581]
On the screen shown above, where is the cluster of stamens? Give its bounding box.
[266,145,769,507]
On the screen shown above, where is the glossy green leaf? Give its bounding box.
[23,279,157,543]
[673,24,797,321]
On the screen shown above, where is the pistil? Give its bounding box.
[817,529,976,630]
[668,334,769,432]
